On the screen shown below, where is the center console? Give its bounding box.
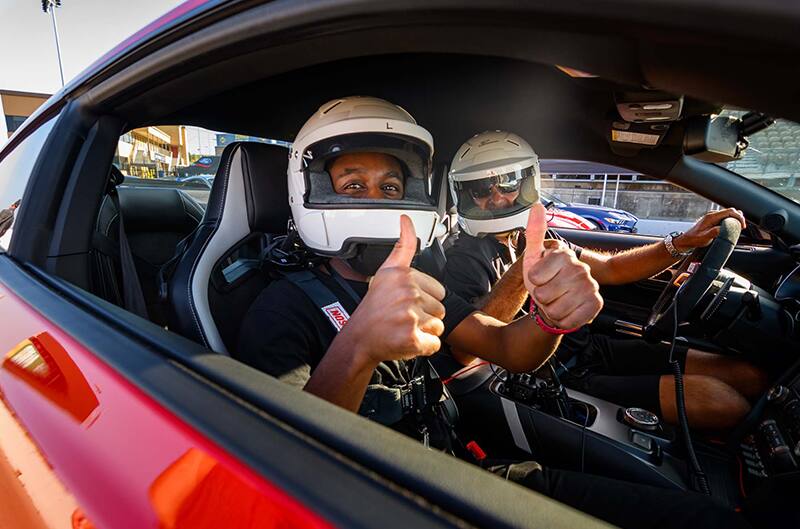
[448,357,800,522]
[449,362,741,504]
[489,366,693,490]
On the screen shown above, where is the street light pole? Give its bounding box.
[41,0,65,88]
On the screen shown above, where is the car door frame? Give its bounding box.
[1,94,605,529]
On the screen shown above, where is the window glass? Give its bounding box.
[718,111,800,205]
[541,160,720,237]
[0,117,57,251]
[113,126,289,206]
[4,116,28,134]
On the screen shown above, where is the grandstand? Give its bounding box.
[723,113,800,203]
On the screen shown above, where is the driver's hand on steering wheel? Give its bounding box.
[674,208,746,253]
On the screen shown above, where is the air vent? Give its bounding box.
[506,139,520,146]
[459,147,471,159]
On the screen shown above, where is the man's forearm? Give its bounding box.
[477,257,528,322]
[449,311,561,373]
[304,333,377,412]
[581,241,679,285]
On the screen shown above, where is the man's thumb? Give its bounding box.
[523,203,547,270]
[380,214,417,269]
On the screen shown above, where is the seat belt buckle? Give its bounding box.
[400,376,427,414]
[157,278,169,302]
[466,440,487,461]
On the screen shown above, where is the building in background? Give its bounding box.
[115,125,219,179]
[115,126,185,178]
[0,90,51,141]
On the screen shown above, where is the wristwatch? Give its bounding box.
[664,231,692,258]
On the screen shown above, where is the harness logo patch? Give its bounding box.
[322,302,350,331]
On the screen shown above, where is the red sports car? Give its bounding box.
[1,1,799,528]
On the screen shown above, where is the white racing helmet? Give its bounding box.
[449,131,541,237]
[288,96,440,273]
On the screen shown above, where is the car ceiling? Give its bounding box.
[127,53,714,177]
[81,1,800,186]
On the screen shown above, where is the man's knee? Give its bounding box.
[660,375,750,429]
[732,361,769,399]
[686,350,769,399]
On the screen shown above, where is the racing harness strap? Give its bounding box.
[286,267,460,451]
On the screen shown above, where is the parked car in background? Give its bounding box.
[177,174,214,189]
[540,191,638,232]
[544,203,595,230]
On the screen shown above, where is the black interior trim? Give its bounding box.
[2,256,606,529]
[46,115,125,290]
[0,256,459,529]
[10,101,95,264]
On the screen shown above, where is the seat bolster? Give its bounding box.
[169,223,217,346]
[172,147,252,354]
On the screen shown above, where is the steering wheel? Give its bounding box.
[643,218,742,342]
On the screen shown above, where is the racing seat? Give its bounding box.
[92,179,204,324]
[166,142,290,354]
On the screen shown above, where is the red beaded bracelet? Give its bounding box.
[529,299,580,335]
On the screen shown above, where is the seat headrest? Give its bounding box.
[205,142,290,234]
[117,187,200,233]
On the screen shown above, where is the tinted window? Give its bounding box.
[542,160,721,237]
[4,115,27,134]
[0,118,57,251]
[113,125,289,206]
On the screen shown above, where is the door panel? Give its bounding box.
[0,269,334,529]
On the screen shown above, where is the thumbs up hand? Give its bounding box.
[523,203,603,330]
[346,215,447,366]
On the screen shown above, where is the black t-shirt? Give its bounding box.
[443,230,582,304]
[236,269,476,424]
[443,231,591,362]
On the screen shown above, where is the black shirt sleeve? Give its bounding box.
[443,250,494,303]
[441,288,477,338]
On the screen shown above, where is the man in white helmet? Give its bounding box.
[444,130,766,430]
[238,99,748,529]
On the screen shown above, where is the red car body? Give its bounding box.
[0,283,331,529]
[1,1,797,528]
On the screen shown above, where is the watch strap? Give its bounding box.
[664,232,690,258]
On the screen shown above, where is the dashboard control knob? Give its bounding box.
[767,385,790,404]
[623,407,659,431]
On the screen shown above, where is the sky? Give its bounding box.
[0,0,185,94]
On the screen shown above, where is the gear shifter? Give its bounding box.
[500,360,574,420]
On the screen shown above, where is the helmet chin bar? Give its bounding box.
[294,207,439,255]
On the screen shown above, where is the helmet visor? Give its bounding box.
[453,165,539,220]
[303,132,435,210]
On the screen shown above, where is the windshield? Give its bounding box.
[719,111,800,204]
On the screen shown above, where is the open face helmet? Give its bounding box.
[288,96,440,274]
[449,130,541,237]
